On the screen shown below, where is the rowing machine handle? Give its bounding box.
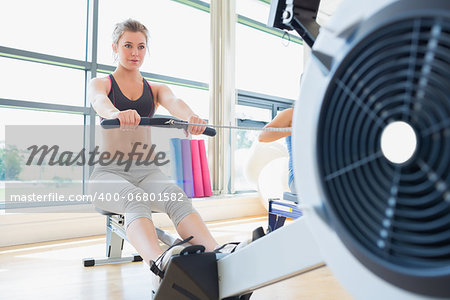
[100,117,217,137]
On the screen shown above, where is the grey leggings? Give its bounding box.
[88,164,197,229]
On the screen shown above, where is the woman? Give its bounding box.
[87,19,219,283]
[258,107,296,194]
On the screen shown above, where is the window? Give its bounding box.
[153,83,210,120]
[0,108,85,206]
[0,1,89,209]
[235,105,272,123]
[236,0,271,24]
[97,0,210,83]
[0,57,85,106]
[0,0,87,60]
[234,0,302,191]
[236,24,303,100]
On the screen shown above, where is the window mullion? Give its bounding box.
[210,0,236,194]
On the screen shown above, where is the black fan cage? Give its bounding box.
[317,14,450,296]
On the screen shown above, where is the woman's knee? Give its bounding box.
[163,188,197,226]
[125,213,153,230]
[89,176,151,215]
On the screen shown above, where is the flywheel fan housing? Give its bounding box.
[293,0,450,298]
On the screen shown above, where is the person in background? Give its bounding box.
[258,107,296,194]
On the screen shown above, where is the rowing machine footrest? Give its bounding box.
[223,293,253,300]
[154,251,218,300]
[252,226,265,241]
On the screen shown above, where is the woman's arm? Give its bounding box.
[154,83,206,135]
[258,108,293,143]
[87,77,140,125]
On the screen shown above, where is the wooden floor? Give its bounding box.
[0,216,353,300]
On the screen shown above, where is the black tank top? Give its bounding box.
[107,74,155,117]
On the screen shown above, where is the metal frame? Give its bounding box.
[84,0,99,193]
[150,215,324,299]
[238,14,303,45]
[83,214,141,267]
[237,89,294,118]
[83,212,181,267]
[268,192,302,232]
[0,46,90,70]
[0,98,89,114]
[218,217,323,298]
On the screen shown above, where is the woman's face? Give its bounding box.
[113,31,147,70]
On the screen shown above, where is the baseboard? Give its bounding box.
[0,193,266,247]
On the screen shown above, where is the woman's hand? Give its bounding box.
[187,114,206,136]
[112,109,141,129]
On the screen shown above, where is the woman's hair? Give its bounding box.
[112,18,149,46]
